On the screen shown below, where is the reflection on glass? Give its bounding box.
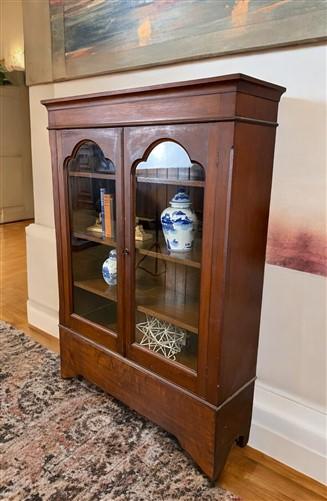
[69,141,115,173]
[69,176,116,240]
[67,141,118,332]
[137,141,203,182]
[134,140,205,371]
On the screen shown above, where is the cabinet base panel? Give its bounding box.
[59,326,254,480]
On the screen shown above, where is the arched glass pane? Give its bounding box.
[69,141,115,174]
[67,141,118,333]
[136,140,204,182]
[134,140,205,371]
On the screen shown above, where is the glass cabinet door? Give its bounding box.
[64,136,122,348]
[132,140,205,373]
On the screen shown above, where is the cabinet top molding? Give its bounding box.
[42,73,286,129]
[42,73,285,106]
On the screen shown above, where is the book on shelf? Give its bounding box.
[100,188,106,238]
[103,193,114,238]
[86,189,115,239]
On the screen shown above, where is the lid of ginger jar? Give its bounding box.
[170,189,191,208]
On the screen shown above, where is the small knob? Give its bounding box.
[122,248,130,256]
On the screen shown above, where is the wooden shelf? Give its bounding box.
[136,285,199,334]
[136,232,201,269]
[74,278,198,334]
[69,171,116,180]
[137,303,198,335]
[73,231,116,247]
[74,279,117,302]
[73,230,201,270]
[136,176,204,187]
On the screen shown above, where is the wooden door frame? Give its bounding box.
[123,123,221,395]
[50,127,125,354]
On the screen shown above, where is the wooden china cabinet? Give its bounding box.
[43,74,285,480]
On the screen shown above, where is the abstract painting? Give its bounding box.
[48,0,327,81]
[267,215,326,277]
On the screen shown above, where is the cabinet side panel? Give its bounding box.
[217,122,277,403]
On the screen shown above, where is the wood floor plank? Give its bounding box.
[0,220,60,353]
[240,447,327,499]
[0,220,325,501]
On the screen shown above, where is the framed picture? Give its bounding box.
[24,0,327,85]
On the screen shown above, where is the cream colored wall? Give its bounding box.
[0,84,34,222]
[0,0,24,70]
[0,0,33,223]
[27,43,327,483]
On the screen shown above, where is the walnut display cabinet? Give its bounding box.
[43,74,285,480]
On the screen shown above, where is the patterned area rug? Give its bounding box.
[0,321,239,500]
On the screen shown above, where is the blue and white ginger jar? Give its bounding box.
[160,190,197,252]
[102,249,117,286]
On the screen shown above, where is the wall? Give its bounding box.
[0,84,34,223]
[27,43,327,483]
[0,0,33,223]
[0,0,24,70]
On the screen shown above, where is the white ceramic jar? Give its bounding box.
[102,249,117,286]
[160,190,197,252]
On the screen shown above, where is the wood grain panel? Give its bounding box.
[49,93,235,129]
[216,122,278,404]
[60,326,216,476]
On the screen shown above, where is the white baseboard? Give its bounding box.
[26,223,59,338]
[250,381,327,484]
[27,299,59,338]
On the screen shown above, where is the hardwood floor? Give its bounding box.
[0,220,59,353]
[0,220,326,500]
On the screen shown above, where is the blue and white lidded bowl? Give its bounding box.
[102,249,117,286]
[160,189,197,252]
